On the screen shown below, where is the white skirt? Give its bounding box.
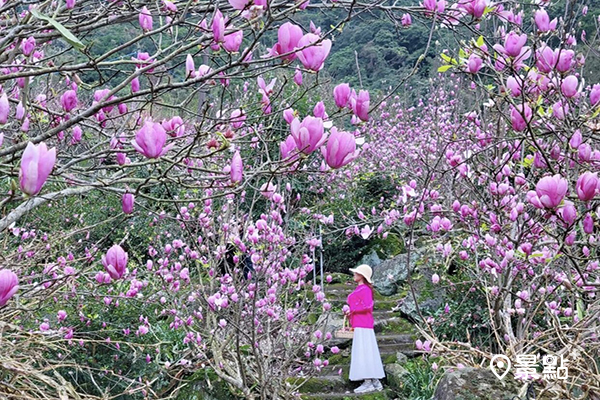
[349,327,386,381]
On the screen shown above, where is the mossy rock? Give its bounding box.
[432,367,520,400]
[301,388,395,399]
[174,368,237,400]
[295,376,348,393]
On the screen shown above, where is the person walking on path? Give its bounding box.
[345,264,385,394]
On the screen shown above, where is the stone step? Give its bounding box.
[301,388,398,399]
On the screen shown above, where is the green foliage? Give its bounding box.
[399,358,440,400]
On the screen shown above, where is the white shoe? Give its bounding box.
[371,379,383,391]
[354,380,375,394]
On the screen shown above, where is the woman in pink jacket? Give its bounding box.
[345,264,385,394]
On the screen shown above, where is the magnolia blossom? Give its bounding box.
[21,36,36,56]
[510,103,532,132]
[122,193,135,214]
[535,175,568,208]
[271,22,303,60]
[102,244,128,280]
[321,127,359,169]
[294,68,303,85]
[0,269,19,307]
[223,30,244,52]
[561,75,578,98]
[576,172,598,201]
[0,93,9,124]
[296,33,332,72]
[401,13,412,26]
[212,9,225,43]
[590,84,600,106]
[19,141,57,196]
[230,151,243,183]
[139,6,153,31]
[333,83,352,108]
[534,9,557,32]
[280,135,298,161]
[350,90,370,122]
[290,116,326,154]
[132,120,172,158]
[60,89,78,112]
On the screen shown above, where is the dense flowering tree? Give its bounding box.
[1,0,599,399]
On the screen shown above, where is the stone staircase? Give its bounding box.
[298,282,420,399]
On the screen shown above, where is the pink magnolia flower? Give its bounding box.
[583,213,594,234]
[231,109,246,129]
[19,142,56,196]
[294,68,303,85]
[102,244,128,280]
[71,126,83,144]
[321,127,359,169]
[556,49,574,72]
[296,33,332,72]
[534,9,557,32]
[185,54,195,78]
[122,193,135,214]
[230,151,243,183]
[590,84,600,106]
[461,0,486,18]
[223,30,243,52]
[280,135,298,161]
[506,76,522,97]
[501,31,528,57]
[21,36,36,56]
[535,174,568,208]
[558,201,577,225]
[467,54,482,73]
[576,172,598,201]
[569,130,582,149]
[536,45,557,73]
[16,101,25,120]
[290,116,326,154]
[561,75,578,98]
[66,0,76,9]
[272,22,303,61]
[333,83,352,108]
[162,116,185,137]
[212,9,225,43]
[163,0,177,12]
[60,89,78,112]
[510,103,532,132]
[0,269,19,307]
[132,120,172,158]
[0,93,9,124]
[313,101,326,119]
[350,90,370,122]
[139,6,153,31]
[283,108,295,124]
[229,0,250,10]
[401,13,412,26]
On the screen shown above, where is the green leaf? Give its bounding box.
[576,299,585,320]
[592,106,600,118]
[440,53,453,63]
[437,65,453,72]
[30,9,85,51]
[476,36,484,47]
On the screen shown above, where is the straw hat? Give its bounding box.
[349,264,373,283]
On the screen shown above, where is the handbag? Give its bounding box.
[334,315,354,339]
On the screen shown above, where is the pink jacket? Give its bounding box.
[347,284,374,329]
